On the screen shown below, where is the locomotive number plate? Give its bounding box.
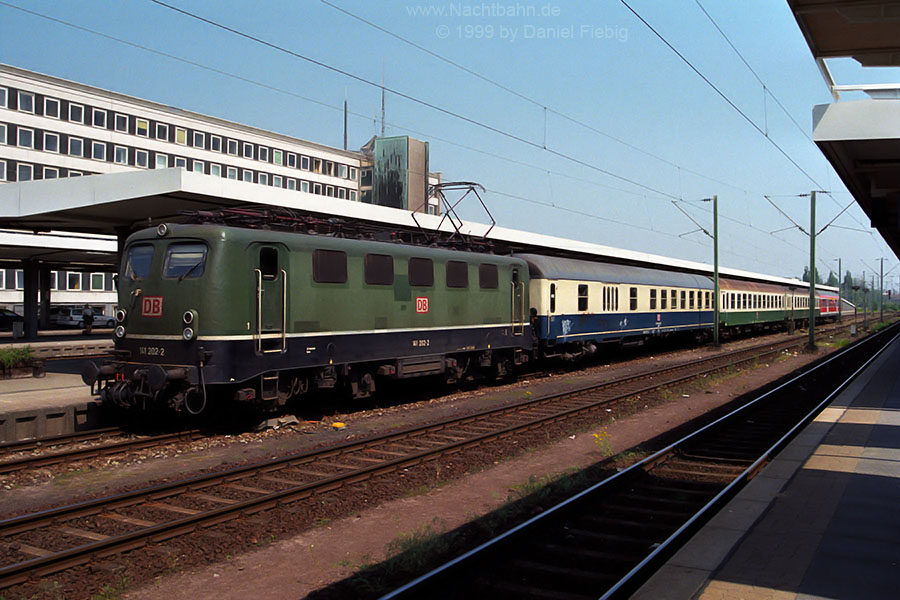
[141,296,164,317]
[139,346,166,357]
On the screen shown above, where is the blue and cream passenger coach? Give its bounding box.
[518,254,714,356]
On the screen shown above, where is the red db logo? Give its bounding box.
[415,297,429,314]
[141,296,164,317]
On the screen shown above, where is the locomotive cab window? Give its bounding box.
[124,244,154,280]
[313,249,347,283]
[163,243,207,279]
[408,257,434,287]
[446,261,469,288]
[364,253,394,285]
[259,247,279,280]
[479,264,498,289]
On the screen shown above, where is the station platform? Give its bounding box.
[633,332,900,600]
[0,362,105,443]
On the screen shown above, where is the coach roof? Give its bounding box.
[516,254,714,289]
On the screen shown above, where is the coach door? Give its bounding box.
[511,268,525,335]
[255,245,287,354]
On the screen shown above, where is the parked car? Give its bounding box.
[0,308,24,331]
[48,307,115,329]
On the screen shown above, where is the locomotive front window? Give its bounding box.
[124,244,154,280]
[163,243,208,279]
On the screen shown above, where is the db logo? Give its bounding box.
[415,296,429,314]
[141,296,164,317]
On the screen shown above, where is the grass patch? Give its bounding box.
[0,346,32,372]
[90,576,130,600]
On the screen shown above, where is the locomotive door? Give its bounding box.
[255,245,287,354]
[511,268,525,335]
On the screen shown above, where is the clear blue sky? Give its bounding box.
[3,0,900,287]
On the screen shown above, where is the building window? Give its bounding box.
[175,127,187,145]
[287,153,296,168]
[349,166,357,181]
[479,264,498,289]
[91,273,104,290]
[325,161,334,176]
[301,155,310,170]
[114,113,128,132]
[17,127,34,149]
[193,131,204,148]
[314,158,322,173]
[408,257,434,287]
[155,153,168,169]
[273,149,283,166]
[242,142,253,159]
[313,183,322,195]
[0,159,5,181]
[0,123,5,145]
[114,146,128,164]
[17,163,33,181]
[325,185,334,197]
[174,157,186,169]
[339,164,348,178]
[17,91,34,113]
[258,173,268,186]
[0,87,6,108]
[135,149,149,168]
[210,164,221,177]
[210,135,222,152]
[69,103,84,123]
[156,123,168,140]
[227,139,238,155]
[301,180,310,193]
[287,178,296,190]
[44,97,60,119]
[338,188,346,199]
[579,284,589,311]
[350,190,357,201]
[312,249,348,284]
[92,108,106,128]
[69,170,82,177]
[364,254,394,285]
[227,166,238,179]
[69,137,83,157]
[446,261,469,288]
[273,175,282,188]
[242,169,253,182]
[67,272,81,290]
[15,270,24,289]
[192,160,204,173]
[44,132,59,153]
[136,118,149,137]
[258,146,269,162]
[92,141,106,161]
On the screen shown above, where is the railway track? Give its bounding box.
[379,322,900,600]
[0,322,862,590]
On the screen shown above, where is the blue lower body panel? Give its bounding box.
[534,311,713,343]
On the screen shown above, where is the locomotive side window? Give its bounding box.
[364,253,394,285]
[479,264,498,289]
[408,257,434,287]
[260,247,278,280]
[163,243,207,279]
[313,249,347,283]
[446,261,469,288]
[124,244,154,280]
[578,284,589,311]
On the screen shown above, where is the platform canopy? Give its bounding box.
[0,168,823,289]
[789,0,900,259]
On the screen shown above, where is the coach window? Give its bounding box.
[680,290,686,309]
[365,253,394,285]
[479,264,498,289]
[705,292,710,309]
[671,289,677,310]
[661,289,667,310]
[550,283,556,313]
[446,261,469,288]
[689,291,695,309]
[313,249,347,284]
[629,287,638,311]
[163,243,208,279]
[260,247,279,280]
[649,288,657,310]
[578,284,589,311]
[124,244,154,280]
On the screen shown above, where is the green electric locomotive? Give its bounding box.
[82,223,531,413]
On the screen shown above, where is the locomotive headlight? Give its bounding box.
[183,327,195,341]
[115,308,127,323]
[182,310,197,325]
[114,325,126,338]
